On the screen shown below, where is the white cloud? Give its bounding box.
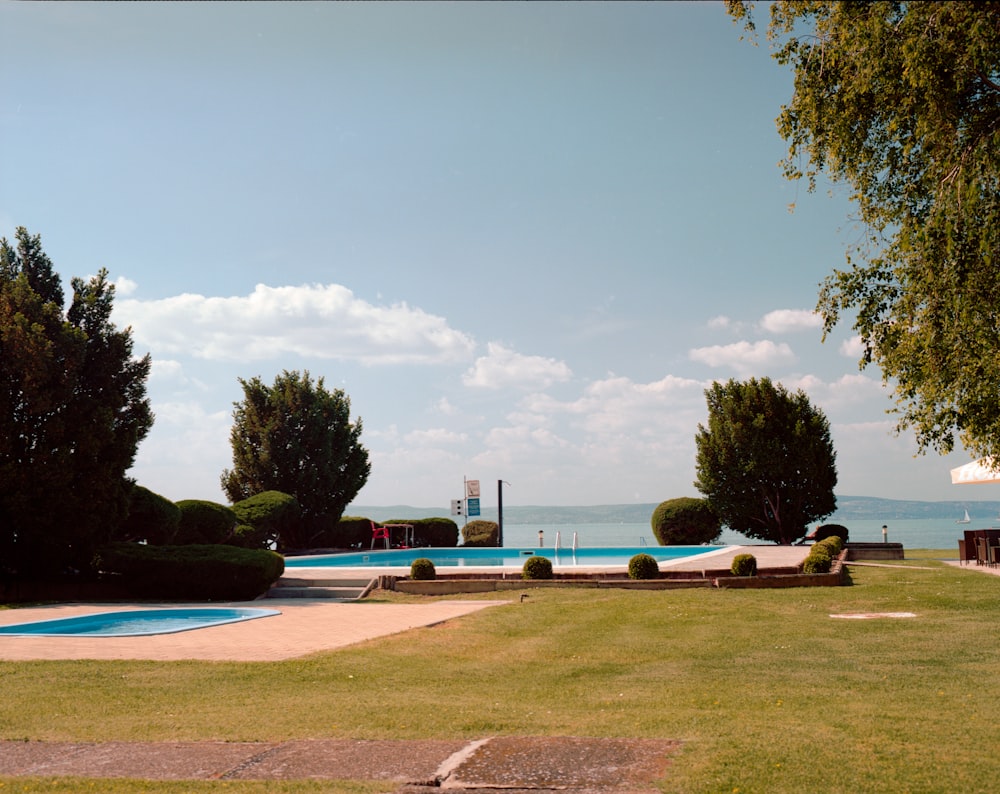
[462,342,573,390]
[759,308,823,333]
[436,397,457,416]
[840,335,865,358]
[403,427,469,445]
[707,315,731,330]
[130,401,232,502]
[149,359,185,382]
[688,340,796,373]
[114,283,476,365]
[113,276,139,296]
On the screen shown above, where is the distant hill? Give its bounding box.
[349,496,1000,524]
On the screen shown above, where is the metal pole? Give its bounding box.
[497,479,503,547]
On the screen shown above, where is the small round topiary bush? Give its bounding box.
[410,558,436,580]
[731,553,757,577]
[628,553,660,580]
[803,547,833,574]
[522,555,553,580]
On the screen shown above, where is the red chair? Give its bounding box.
[370,521,390,549]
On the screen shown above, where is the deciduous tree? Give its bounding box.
[727,1,1000,460]
[0,227,153,576]
[221,370,370,547]
[694,377,837,544]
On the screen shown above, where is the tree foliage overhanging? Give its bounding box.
[0,227,153,576]
[221,370,370,547]
[694,377,837,545]
[727,1,1000,461]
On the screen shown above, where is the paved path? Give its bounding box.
[0,736,679,792]
[0,599,503,661]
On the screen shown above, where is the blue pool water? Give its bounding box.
[285,545,726,568]
[0,607,280,637]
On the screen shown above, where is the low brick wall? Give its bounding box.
[846,542,905,560]
[390,554,846,595]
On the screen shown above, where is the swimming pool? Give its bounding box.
[284,545,728,569]
[0,607,281,637]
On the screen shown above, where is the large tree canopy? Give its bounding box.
[221,370,370,547]
[0,227,153,576]
[694,377,837,545]
[728,1,1000,460]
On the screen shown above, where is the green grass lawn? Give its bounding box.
[2,553,1000,793]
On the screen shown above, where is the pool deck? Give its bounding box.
[0,546,811,663]
[286,543,805,578]
[0,599,503,662]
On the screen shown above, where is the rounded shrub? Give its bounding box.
[803,547,833,574]
[522,555,553,580]
[814,523,849,543]
[117,485,181,545]
[650,497,722,545]
[816,535,843,556]
[98,542,284,600]
[628,553,660,580]
[730,553,757,577]
[174,500,238,545]
[231,491,301,550]
[410,558,436,580]
[462,520,500,547]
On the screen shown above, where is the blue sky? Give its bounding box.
[0,1,979,510]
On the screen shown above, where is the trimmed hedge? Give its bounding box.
[462,520,499,547]
[387,517,459,547]
[650,497,722,545]
[731,553,757,577]
[98,542,285,600]
[814,523,849,543]
[410,558,436,580]
[628,553,660,579]
[802,542,834,574]
[116,485,181,545]
[174,500,237,545]
[231,491,301,549]
[306,516,462,551]
[522,555,553,580]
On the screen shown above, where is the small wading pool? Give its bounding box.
[0,607,281,637]
[285,545,728,569]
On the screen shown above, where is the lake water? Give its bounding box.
[499,518,982,551]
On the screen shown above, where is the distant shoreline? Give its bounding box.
[350,495,1000,524]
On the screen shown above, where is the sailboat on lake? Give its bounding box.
[957,509,971,524]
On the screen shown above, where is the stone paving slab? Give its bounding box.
[0,737,680,791]
[0,740,273,779]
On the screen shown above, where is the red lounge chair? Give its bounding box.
[370,521,390,550]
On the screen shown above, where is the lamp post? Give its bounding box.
[497,480,511,547]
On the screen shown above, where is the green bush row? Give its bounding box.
[802,536,842,574]
[98,542,284,601]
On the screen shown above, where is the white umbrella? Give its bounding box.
[950,458,1000,485]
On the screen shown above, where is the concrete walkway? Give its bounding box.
[0,736,679,791]
[0,599,503,661]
